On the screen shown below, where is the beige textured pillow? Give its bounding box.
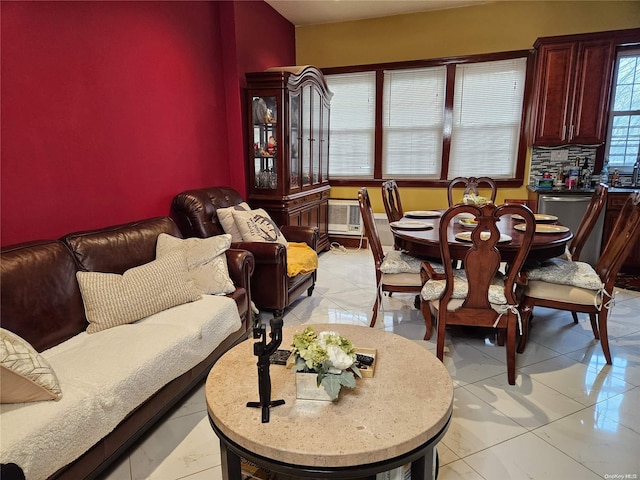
[77,250,202,334]
[156,233,235,295]
[232,208,288,247]
[0,328,62,403]
[216,202,250,242]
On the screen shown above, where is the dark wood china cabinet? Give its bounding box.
[245,66,333,251]
[531,34,614,146]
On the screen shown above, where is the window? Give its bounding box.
[605,48,640,171]
[382,67,446,178]
[449,58,526,178]
[324,51,531,185]
[325,72,376,178]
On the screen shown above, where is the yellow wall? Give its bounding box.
[295,1,640,213]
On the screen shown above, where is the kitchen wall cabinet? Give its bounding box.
[531,36,614,146]
[602,193,640,273]
[245,66,333,251]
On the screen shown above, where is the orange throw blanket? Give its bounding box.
[287,242,318,277]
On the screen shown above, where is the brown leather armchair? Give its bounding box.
[171,186,318,319]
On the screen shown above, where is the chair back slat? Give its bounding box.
[596,191,640,290]
[438,203,536,311]
[358,187,385,267]
[447,176,497,207]
[382,180,404,223]
[570,184,608,261]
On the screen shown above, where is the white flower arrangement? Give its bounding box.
[291,327,361,400]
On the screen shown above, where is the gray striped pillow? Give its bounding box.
[77,250,202,334]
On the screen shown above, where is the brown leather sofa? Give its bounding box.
[170,186,318,319]
[0,216,254,479]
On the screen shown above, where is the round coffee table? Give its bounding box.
[206,324,453,480]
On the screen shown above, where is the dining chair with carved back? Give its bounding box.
[523,183,609,330]
[520,191,640,364]
[568,183,609,262]
[358,187,425,329]
[447,176,497,207]
[382,180,404,223]
[420,202,536,384]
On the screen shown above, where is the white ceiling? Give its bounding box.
[265,0,489,26]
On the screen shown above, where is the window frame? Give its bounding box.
[322,49,535,188]
[604,45,640,173]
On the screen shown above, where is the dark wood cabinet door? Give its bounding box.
[531,38,614,146]
[531,42,575,145]
[570,39,615,144]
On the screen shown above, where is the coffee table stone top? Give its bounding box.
[206,324,453,468]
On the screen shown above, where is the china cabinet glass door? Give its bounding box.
[301,85,312,187]
[289,93,300,191]
[252,95,278,190]
[312,88,321,185]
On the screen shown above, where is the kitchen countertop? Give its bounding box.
[527,185,640,194]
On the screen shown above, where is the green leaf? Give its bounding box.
[338,371,356,388]
[320,375,341,400]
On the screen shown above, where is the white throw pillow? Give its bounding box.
[156,233,235,295]
[77,250,202,333]
[216,202,250,242]
[232,208,288,247]
[421,270,507,305]
[526,258,602,290]
[0,328,62,403]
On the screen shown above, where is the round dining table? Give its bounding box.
[391,211,573,263]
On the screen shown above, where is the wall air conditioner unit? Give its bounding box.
[328,199,362,236]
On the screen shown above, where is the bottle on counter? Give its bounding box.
[612,168,620,186]
[580,158,591,188]
[600,161,609,185]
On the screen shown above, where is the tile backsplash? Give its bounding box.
[530,146,597,185]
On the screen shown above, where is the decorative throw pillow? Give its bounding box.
[232,208,288,247]
[216,202,251,242]
[421,270,507,305]
[0,328,62,403]
[77,250,202,334]
[526,258,602,290]
[156,233,235,295]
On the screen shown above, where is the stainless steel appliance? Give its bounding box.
[538,194,605,267]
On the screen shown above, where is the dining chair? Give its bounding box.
[565,183,609,263]
[447,176,497,207]
[521,184,608,333]
[382,180,404,223]
[358,187,425,329]
[520,191,640,364]
[420,202,536,384]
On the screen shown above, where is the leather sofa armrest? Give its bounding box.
[231,241,287,266]
[225,249,255,292]
[280,225,318,250]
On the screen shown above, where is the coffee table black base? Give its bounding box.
[209,413,450,480]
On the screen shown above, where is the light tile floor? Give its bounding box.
[100,247,640,480]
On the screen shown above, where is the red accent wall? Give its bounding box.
[1,1,294,246]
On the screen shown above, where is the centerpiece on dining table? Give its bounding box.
[290,327,362,401]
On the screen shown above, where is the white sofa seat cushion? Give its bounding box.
[0,295,241,480]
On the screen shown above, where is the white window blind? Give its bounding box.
[382,67,446,178]
[449,58,526,178]
[606,49,640,169]
[326,72,376,178]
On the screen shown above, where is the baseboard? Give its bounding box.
[328,235,368,249]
